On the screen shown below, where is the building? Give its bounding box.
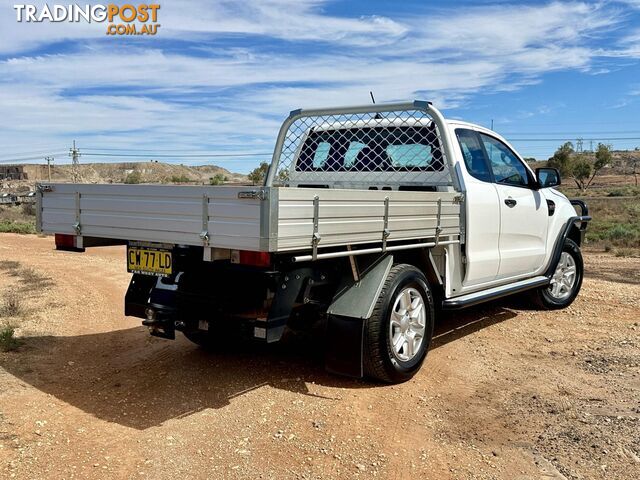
[0,165,28,180]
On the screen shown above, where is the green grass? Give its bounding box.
[607,186,640,197]
[584,198,640,249]
[0,220,36,234]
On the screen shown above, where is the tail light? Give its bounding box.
[231,250,271,267]
[55,233,76,249]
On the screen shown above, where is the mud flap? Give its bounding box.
[324,255,393,378]
[325,315,365,378]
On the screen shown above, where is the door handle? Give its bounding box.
[504,198,517,208]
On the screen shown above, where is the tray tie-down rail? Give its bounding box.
[302,194,452,263]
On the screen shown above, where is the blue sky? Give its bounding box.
[1,0,640,173]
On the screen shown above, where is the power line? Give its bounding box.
[498,130,640,135]
[0,153,67,164]
[0,148,67,157]
[508,137,640,142]
[82,152,273,158]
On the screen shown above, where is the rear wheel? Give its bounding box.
[363,264,434,383]
[532,238,583,309]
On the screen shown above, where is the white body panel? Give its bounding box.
[447,126,501,287]
[494,184,548,279]
[445,121,575,295]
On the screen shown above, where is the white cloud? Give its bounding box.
[0,0,408,55]
[160,0,408,46]
[0,1,635,171]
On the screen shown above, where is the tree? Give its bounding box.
[548,142,612,192]
[583,143,612,190]
[572,156,592,191]
[547,142,574,178]
[277,168,289,183]
[209,173,227,185]
[248,162,269,185]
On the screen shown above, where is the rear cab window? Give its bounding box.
[295,125,444,172]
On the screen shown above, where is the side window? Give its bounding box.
[479,134,530,187]
[455,129,491,182]
[311,141,331,168]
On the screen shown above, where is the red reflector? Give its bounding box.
[238,250,271,267]
[55,233,76,248]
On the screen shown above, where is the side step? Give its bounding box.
[442,276,549,310]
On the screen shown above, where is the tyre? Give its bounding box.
[363,264,435,383]
[532,238,583,309]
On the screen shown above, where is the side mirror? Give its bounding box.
[536,167,561,188]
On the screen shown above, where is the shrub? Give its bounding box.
[124,171,142,184]
[17,267,53,292]
[608,186,640,197]
[614,247,638,257]
[0,221,36,234]
[606,224,638,242]
[170,175,191,183]
[21,202,35,216]
[209,173,227,185]
[0,291,22,317]
[0,323,21,352]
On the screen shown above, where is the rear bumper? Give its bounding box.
[124,262,330,343]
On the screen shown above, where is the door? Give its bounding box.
[455,129,501,286]
[478,133,548,279]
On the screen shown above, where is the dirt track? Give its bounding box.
[0,233,638,480]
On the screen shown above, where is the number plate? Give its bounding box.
[127,242,172,277]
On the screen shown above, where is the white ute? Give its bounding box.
[36,101,591,383]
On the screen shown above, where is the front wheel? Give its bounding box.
[363,264,435,383]
[532,238,583,309]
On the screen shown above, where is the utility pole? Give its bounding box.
[491,119,494,130]
[44,156,54,182]
[69,140,81,183]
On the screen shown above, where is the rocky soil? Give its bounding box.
[0,234,638,479]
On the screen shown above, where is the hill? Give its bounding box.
[1,162,248,193]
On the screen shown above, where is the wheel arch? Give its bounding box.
[393,248,444,301]
[544,215,590,278]
[567,223,583,247]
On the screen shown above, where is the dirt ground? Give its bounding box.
[0,233,638,480]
